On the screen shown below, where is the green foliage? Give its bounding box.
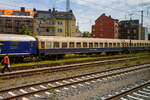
[19,26,36,37]
[82,31,92,37]
[0,85,3,89]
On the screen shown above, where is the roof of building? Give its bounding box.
[96,13,118,22]
[0,8,34,17]
[0,34,36,42]
[34,8,75,19]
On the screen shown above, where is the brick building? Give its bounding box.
[92,13,119,39]
[0,7,34,34]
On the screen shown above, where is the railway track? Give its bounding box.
[0,63,150,100]
[105,80,150,100]
[0,57,142,80]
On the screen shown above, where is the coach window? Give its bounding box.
[113,43,116,47]
[117,43,120,47]
[30,42,34,48]
[54,42,59,48]
[100,43,103,48]
[10,42,19,49]
[89,43,93,48]
[109,43,112,48]
[41,42,45,49]
[134,43,136,47]
[83,42,87,48]
[69,42,74,48]
[94,43,98,48]
[105,43,108,48]
[62,42,67,48]
[126,43,129,47]
[76,42,81,48]
[46,42,51,49]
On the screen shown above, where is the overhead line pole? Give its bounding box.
[141,10,144,40]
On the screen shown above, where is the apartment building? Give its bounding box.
[34,8,79,37]
[0,7,33,34]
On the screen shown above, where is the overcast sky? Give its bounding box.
[0,0,150,33]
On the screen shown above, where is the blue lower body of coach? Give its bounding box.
[0,41,37,57]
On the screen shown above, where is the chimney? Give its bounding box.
[53,8,55,12]
[102,13,105,16]
[49,9,51,13]
[33,8,36,12]
[20,7,25,12]
[109,15,111,18]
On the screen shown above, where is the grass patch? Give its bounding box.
[1,52,150,69]
[0,85,3,89]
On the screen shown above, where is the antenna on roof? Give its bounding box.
[66,0,70,11]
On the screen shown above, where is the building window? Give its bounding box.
[58,21,63,25]
[100,28,103,31]
[5,24,12,28]
[100,34,104,37]
[0,19,2,24]
[58,28,62,33]
[46,21,50,24]
[24,20,30,25]
[36,20,41,24]
[15,20,21,24]
[133,29,137,34]
[6,19,11,23]
[0,11,3,15]
[46,29,49,32]
[0,27,3,32]
[36,28,40,32]
[100,23,103,26]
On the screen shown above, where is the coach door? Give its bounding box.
[0,42,3,54]
[29,41,34,53]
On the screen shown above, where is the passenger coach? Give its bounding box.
[36,36,150,57]
[0,34,37,61]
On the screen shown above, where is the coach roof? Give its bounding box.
[0,34,36,42]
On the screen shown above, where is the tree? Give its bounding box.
[19,26,35,37]
[82,32,92,37]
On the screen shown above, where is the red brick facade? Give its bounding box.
[92,14,119,39]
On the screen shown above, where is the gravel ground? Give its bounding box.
[59,68,150,100]
[0,58,150,90]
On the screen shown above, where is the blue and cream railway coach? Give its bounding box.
[0,34,37,58]
[36,36,150,57]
